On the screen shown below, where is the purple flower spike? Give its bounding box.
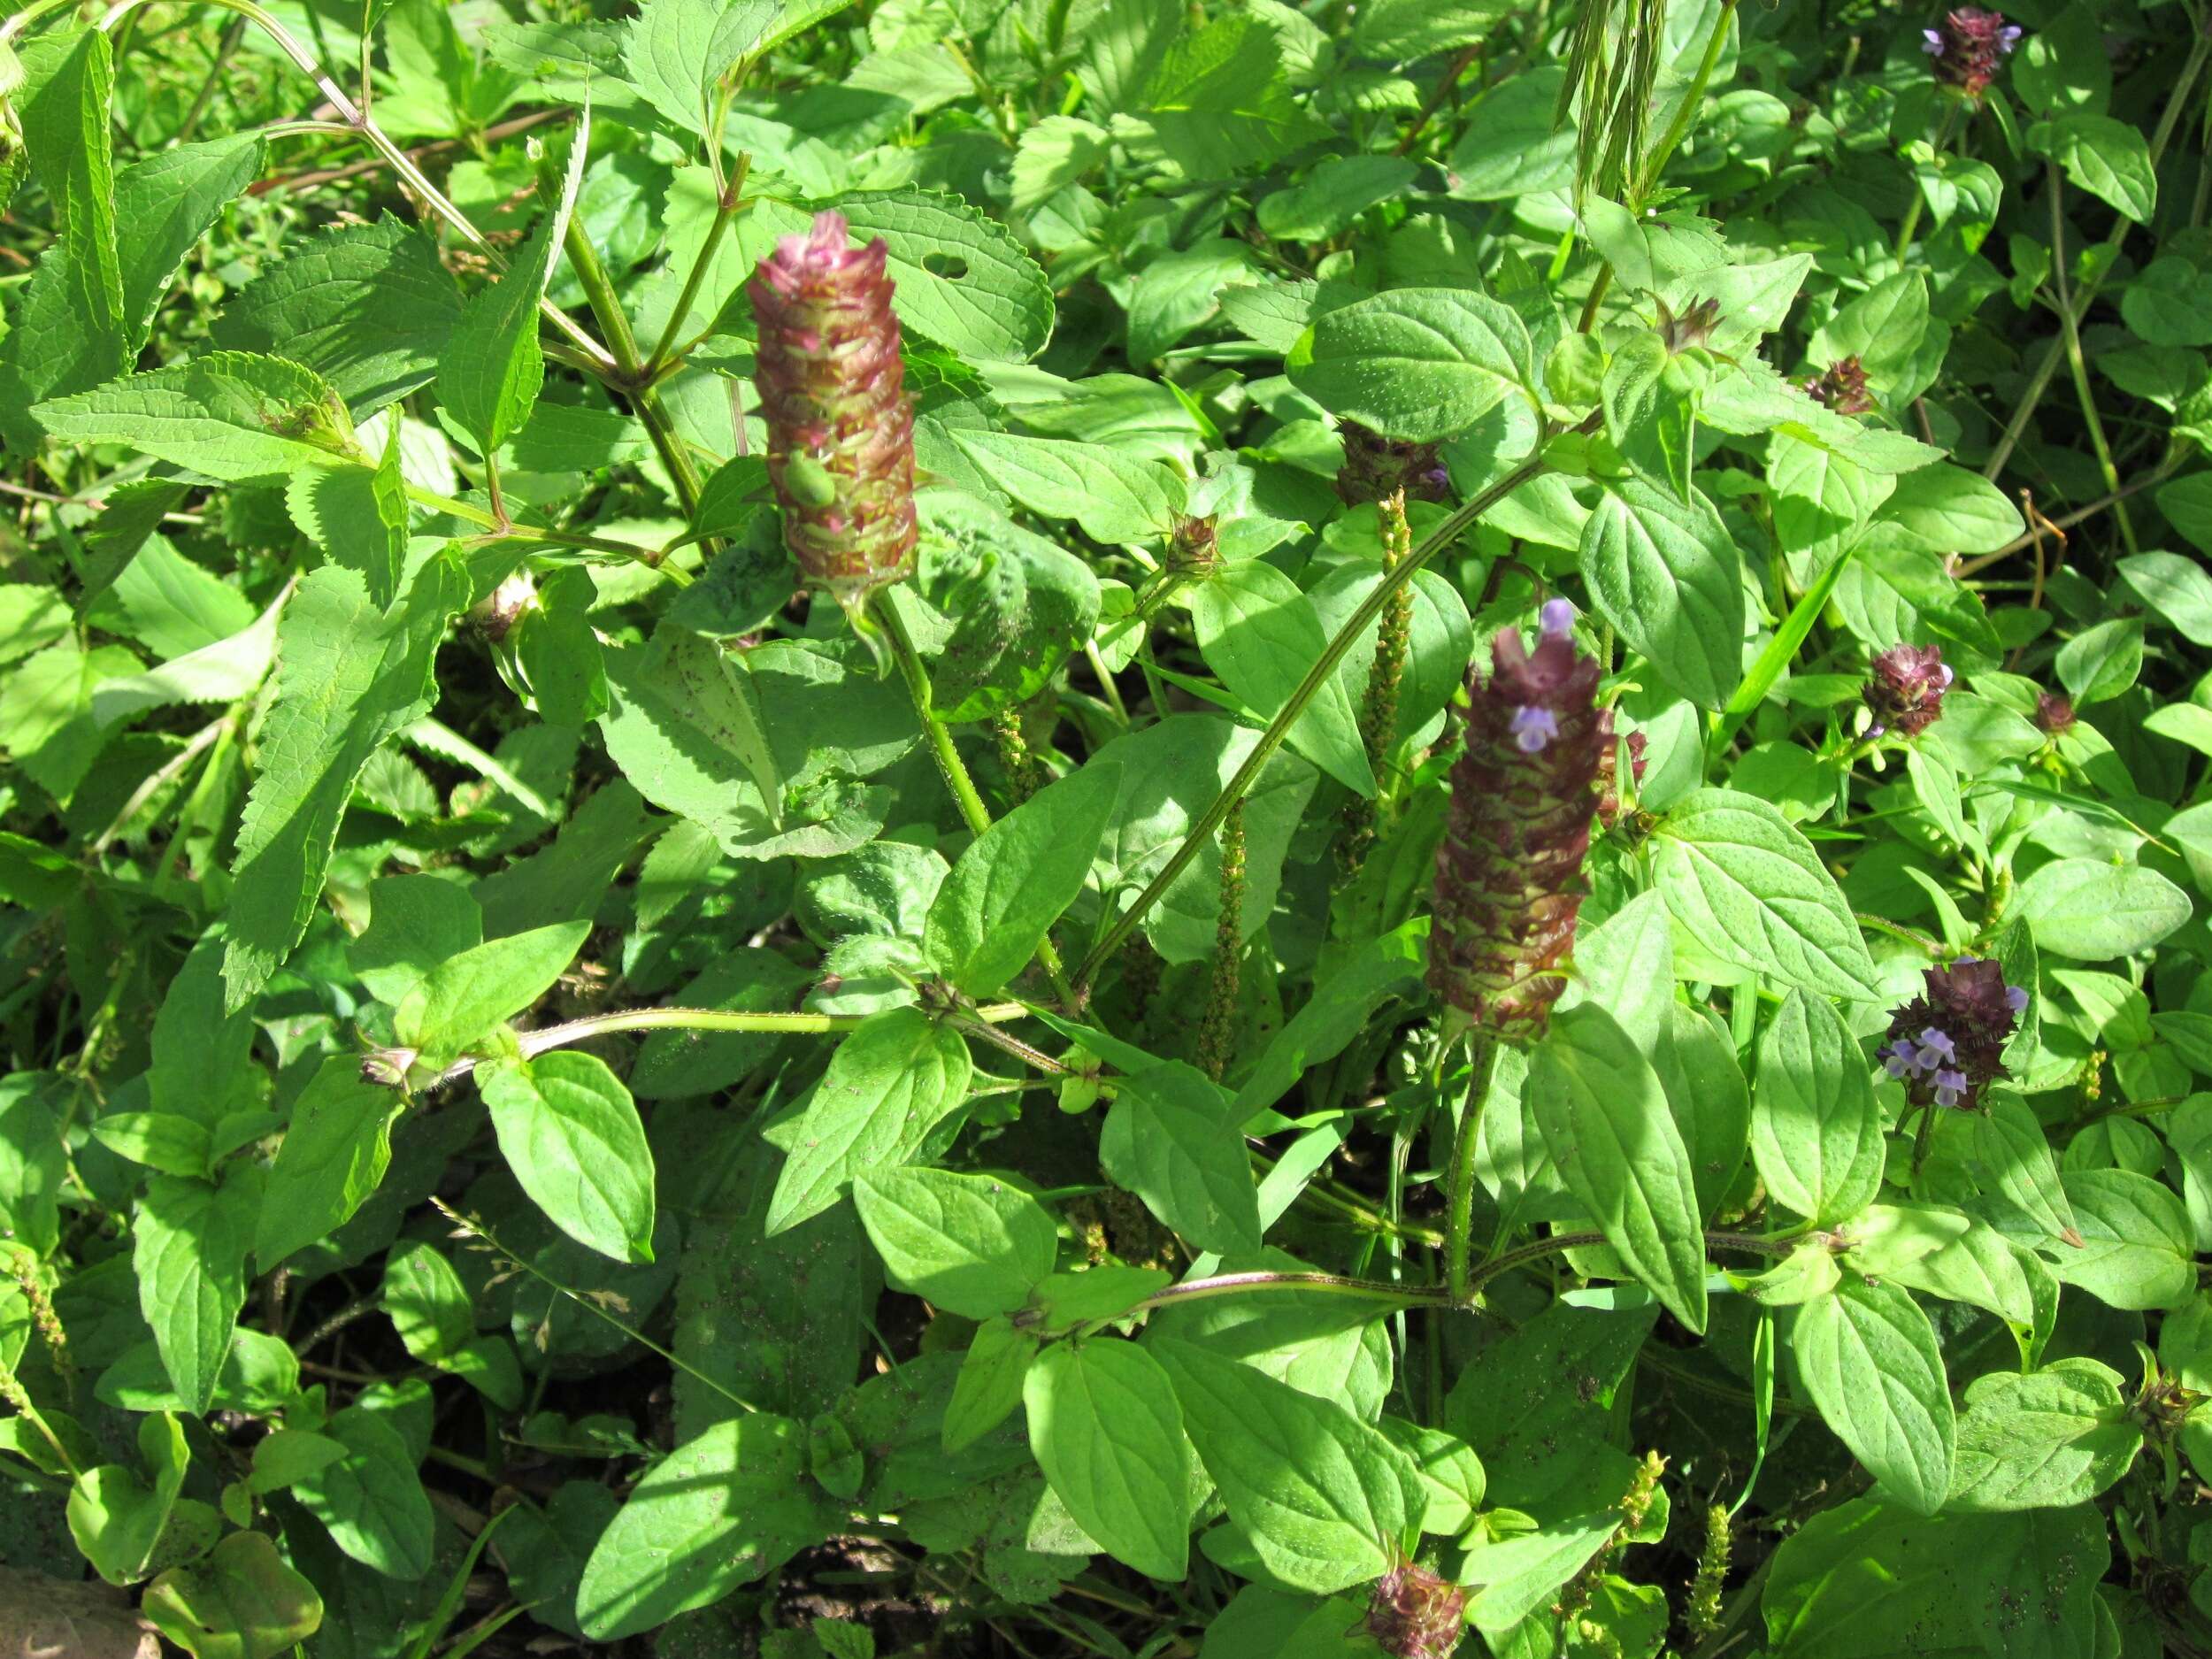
[1865,643,1951,738]
[1883,959,2021,1112]
[1511,706,1560,753]
[1430,622,1615,1044]
[1540,598,1578,638]
[1925,7,2022,97]
[749,210,918,618]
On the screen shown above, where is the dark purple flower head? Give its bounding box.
[1336,420,1454,507]
[1865,643,1952,739]
[1430,602,1611,1044]
[2034,690,2077,735]
[1924,7,2022,97]
[1366,1563,1467,1659]
[1882,957,2023,1111]
[1166,512,1220,577]
[1803,357,1876,418]
[749,211,918,620]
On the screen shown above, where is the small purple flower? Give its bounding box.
[1884,1041,1917,1079]
[1540,598,1578,638]
[2005,985,2029,1013]
[1923,27,1946,51]
[1917,1026,1957,1064]
[1933,1069,1968,1108]
[1937,664,1955,688]
[1511,706,1560,753]
[1998,23,2023,49]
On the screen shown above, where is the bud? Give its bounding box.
[1924,7,2023,98]
[1802,356,1876,417]
[361,1045,420,1089]
[749,211,918,621]
[1365,1563,1467,1659]
[1879,957,2024,1111]
[470,567,537,643]
[1165,513,1221,578]
[1863,642,1952,739]
[1655,296,1722,355]
[1335,420,1453,507]
[2033,689,2077,735]
[1596,728,1647,828]
[1429,601,1610,1045]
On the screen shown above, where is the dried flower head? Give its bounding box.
[1429,600,1611,1044]
[1803,357,1876,417]
[1924,7,2022,97]
[2034,690,2077,735]
[1880,957,2024,1111]
[1336,420,1454,507]
[749,211,918,622]
[1365,1563,1467,1659]
[1655,296,1723,355]
[1864,643,1953,739]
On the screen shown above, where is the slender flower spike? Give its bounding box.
[1925,7,2023,97]
[1802,356,1876,417]
[1883,958,2023,1111]
[749,211,918,623]
[1429,610,1611,1045]
[1864,642,1952,738]
[1335,420,1454,506]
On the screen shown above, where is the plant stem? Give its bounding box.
[1130,1270,1453,1317]
[877,594,1079,1007]
[2047,165,2139,553]
[1444,1037,1501,1304]
[428,1000,1029,1087]
[560,213,708,519]
[1893,101,1960,264]
[1072,449,1549,995]
[403,483,683,577]
[643,153,750,379]
[1635,0,1740,200]
[1984,25,2212,480]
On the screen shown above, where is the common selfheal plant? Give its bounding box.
[1881,957,2024,1111]
[1864,642,1952,739]
[1923,6,2022,98]
[749,211,918,626]
[1429,599,1612,1045]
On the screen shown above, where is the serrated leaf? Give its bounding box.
[134,1166,259,1414]
[1578,480,1744,710]
[1286,286,1537,442]
[35,351,359,483]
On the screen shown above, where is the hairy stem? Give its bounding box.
[1444,1038,1502,1304]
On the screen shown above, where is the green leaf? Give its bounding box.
[1973,1090,2081,1247]
[1255,154,1417,243]
[1133,12,1328,179]
[828,189,1054,365]
[1010,115,1110,211]
[1790,1277,1954,1516]
[0,28,126,449]
[2054,618,2143,705]
[853,1167,1057,1319]
[435,109,586,455]
[142,1530,325,1659]
[381,1240,476,1362]
[1186,561,1374,796]
[480,1050,657,1264]
[2049,1168,2194,1310]
[1154,1334,1420,1594]
[765,1007,974,1233]
[2119,549,2212,644]
[134,1166,258,1415]
[114,132,265,348]
[1763,1498,2109,1659]
[947,430,1185,543]
[1444,1302,1655,1511]
[1100,1062,1264,1254]
[1652,788,1879,996]
[2011,858,2191,960]
[2030,112,2155,221]
[1752,989,1884,1226]
[918,494,1102,722]
[623,0,772,134]
[1528,1004,1709,1333]
[944,1316,1033,1452]
[257,1057,406,1267]
[577,1415,829,1640]
[223,559,464,1008]
[67,1413,189,1585]
[35,350,359,483]
[394,919,588,1070]
[286,420,410,611]
[1463,1509,1620,1632]
[211,217,464,410]
[924,762,1120,996]
[1446,65,1578,200]
[1601,332,1698,499]
[1286,286,1537,442]
[1578,480,1744,710]
[1024,1339,1191,1582]
[293,1403,435,1578]
[1948,1359,2141,1512]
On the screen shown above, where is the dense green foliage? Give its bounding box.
[7,0,2212,1654]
